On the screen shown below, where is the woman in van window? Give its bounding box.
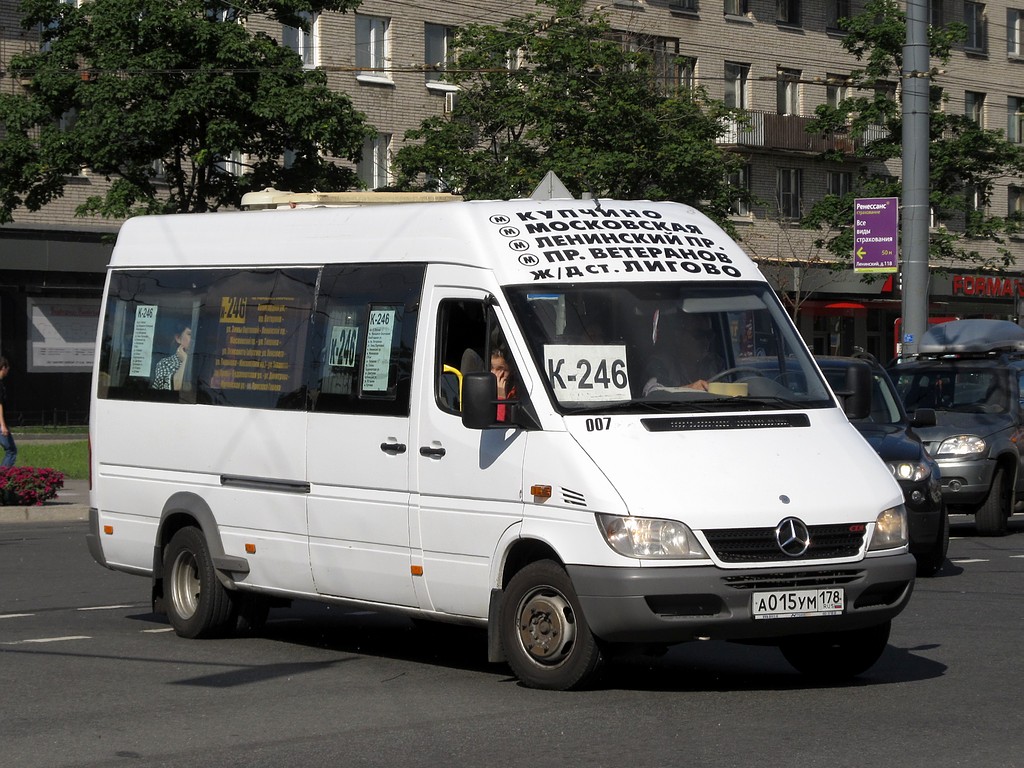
[491,348,518,422]
[152,322,192,391]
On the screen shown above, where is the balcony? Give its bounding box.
[717,111,887,154]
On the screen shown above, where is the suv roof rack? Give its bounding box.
[916,319,1024,357]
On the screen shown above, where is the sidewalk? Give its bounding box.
[0,477,90,524]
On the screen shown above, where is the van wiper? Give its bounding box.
[739,395,817,410]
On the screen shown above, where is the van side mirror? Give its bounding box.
[832,361,872,420]
[462,372,498,429]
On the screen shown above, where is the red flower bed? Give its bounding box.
[0,467,65,506]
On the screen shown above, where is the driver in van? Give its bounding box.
[643,310,723,395]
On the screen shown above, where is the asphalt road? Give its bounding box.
[1,516,1022,768]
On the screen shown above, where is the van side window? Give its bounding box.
[310,264,424,416]
[98,268,318,411]
[436,299,489,414]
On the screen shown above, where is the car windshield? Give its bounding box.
[894,366,1010,414]
[504,281,834,414]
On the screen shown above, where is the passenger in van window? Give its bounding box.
[152,322,192,391]
[643,311,723,395]
[492,348,518,422]
[0,356,16,468]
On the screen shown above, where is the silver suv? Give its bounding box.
[890,319,1024,536]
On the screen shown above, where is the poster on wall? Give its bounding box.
[27,298,101,373]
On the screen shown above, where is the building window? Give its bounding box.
[826,74,851,108]
[724,62,750,109]
[1008,97,1024,143]
[360,134,392,190]
[777,168,802,219]
[776,0,800,25]
[826,0,850,29]
[929,0,945,27]
[965,90,985,125]
[964,1,986,52]
[776,68,800,115]
[724,0,748,15]
[217,150,245,177]
[670,0,699,10]
[425,23,456,87]
[728,165,751,216]
[283,11,318,68]
[356,15,390,81]
[1009,186,1023,226]
[617,33,681,96]
[827,171,853,197]
[1009,9,1023,56]
[679,56,697,90]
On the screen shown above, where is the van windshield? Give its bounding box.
[505,282,834,414]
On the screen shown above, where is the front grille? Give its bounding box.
[723,569,864,591]
[704,524,865,563]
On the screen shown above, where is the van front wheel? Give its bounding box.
[164,527,234,638]
[499,561,603,690]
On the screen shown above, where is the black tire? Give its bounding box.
[164,527,235,638]
[976,466,1010,536]
[780,620,891,681]
[916,507,950,577]
[499,560,603,690]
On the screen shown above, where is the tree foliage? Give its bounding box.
[0,0,372,221]
[393,0,746,229]
[804,0,1024,268]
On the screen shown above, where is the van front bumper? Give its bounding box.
[566,554,916,645]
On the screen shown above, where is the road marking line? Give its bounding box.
[2,635,91,645]
[1011,555,1024,559]
[951,558,988,563]
[0,613,35,619]
[142,628,175,634]
[77,604,136,611]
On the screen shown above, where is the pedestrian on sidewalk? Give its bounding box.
[0,356,16,468]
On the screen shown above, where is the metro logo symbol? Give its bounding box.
[220,296,248,322]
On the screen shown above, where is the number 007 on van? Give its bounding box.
[87,197,916,690]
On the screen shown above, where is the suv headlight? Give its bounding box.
[887,460,931,483]
[935,435,986,457]
[868,505,908,550]
[597,514,709,559]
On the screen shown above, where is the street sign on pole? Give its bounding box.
[853,197,899,273]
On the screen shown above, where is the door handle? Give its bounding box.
[419,445,447,459]
[380,442,407,455]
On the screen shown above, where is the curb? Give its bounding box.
[0,504,89,523]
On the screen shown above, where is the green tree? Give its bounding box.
[804,0,1024,269]
[393,0,746,230]
[0,0,372,221]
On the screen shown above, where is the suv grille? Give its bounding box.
[704,524,865,563]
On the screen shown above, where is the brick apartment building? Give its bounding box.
[1,0,1022,420]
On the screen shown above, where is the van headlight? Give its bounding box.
[935,435,986,457]
[868,505,908,550]
[596,514,708,559]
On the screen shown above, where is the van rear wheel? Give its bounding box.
[164,527,234,638]
[499,560,603,690]
[779,620,891,681]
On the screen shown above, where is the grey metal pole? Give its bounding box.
[900,0,931,357]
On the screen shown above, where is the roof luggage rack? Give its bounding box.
[914,319,1024,358]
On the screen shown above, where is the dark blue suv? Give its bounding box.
[818,355,948,576]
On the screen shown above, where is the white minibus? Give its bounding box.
[88,194,916,690]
